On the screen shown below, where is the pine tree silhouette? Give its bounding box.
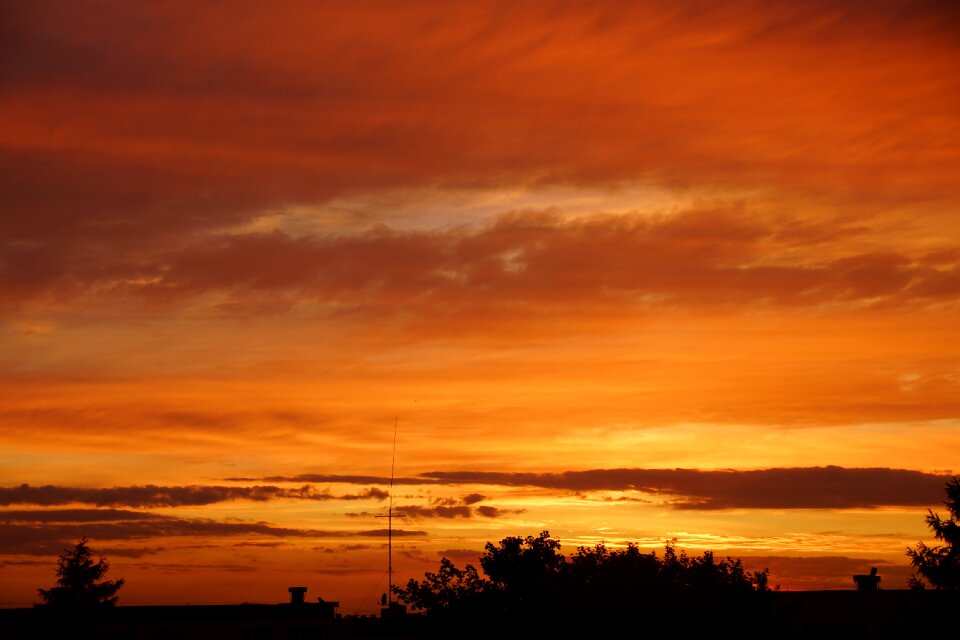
[908,477,960,590]
[38,537,125,607]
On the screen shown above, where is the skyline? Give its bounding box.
[2,0,959,611]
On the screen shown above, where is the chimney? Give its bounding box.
[288,586,308,605]
[852,568,880,591]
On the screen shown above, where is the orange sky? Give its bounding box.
[2,0,959,610]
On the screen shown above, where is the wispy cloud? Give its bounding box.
[344,491,522,520]
[226,474,438,486]
[0,484,388,508]
[6,213,959,316]
[0,509,426,555]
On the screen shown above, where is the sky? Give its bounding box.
[1,0,959,610]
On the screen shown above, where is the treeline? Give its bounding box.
[394,531,772,636]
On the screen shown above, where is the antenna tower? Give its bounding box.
[388,415,397,605]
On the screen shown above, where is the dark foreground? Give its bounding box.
[1,591,956,639]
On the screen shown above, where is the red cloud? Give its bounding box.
[2,1,958,312]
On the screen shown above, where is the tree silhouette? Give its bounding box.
[394,556,486,616]
[479,531,564,615]
[907,477,960,590]
[394,530,769,635]
[38,537,125,607]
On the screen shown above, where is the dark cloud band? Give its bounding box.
[0,509,426,555]
[422,466,954,510]
[0,484,388,508]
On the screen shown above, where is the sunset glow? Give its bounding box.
[2,0,959,611]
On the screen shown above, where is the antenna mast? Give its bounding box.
[388,416,397,606]
[376,417,404,611]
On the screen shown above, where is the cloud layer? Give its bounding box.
[0,508,426,555]
[229,466,955,510]
[4,212,959,316]
[423,466,954,510]
[0,484,388,508]
[2,1,958,320]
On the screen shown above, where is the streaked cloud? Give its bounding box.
[423,467,954,510]
[345,492,524,520]
[227,474,438,486]
[0,484,388,508]
[4,213,959,317]
[736,555,915,590]
[222,466,954,510]
[0,508,426,555]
